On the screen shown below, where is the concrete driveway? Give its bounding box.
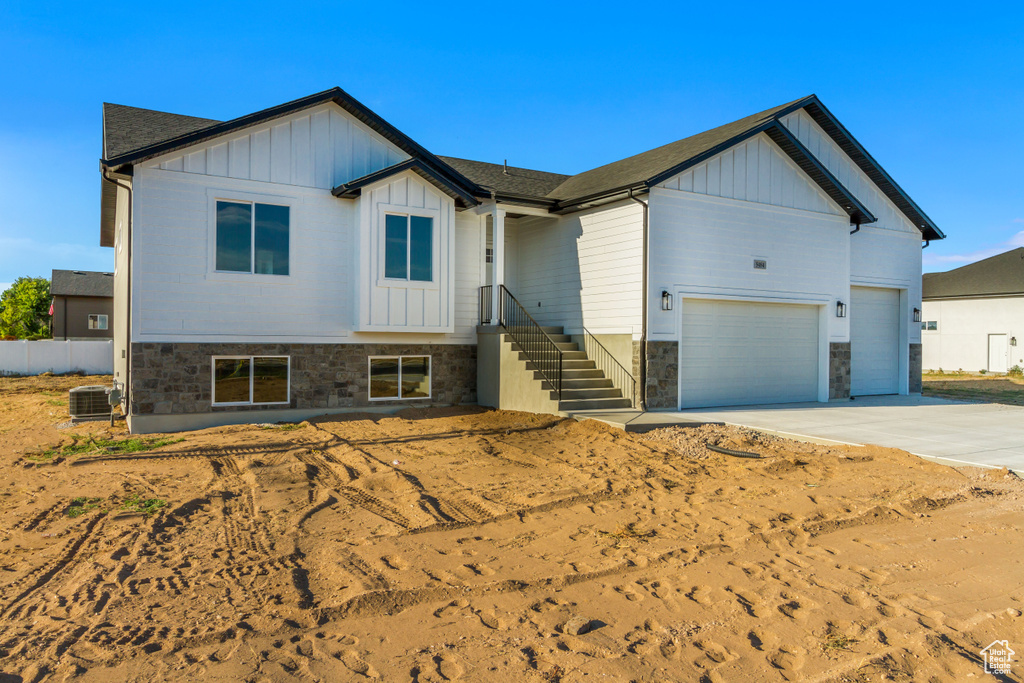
[672,395,1024,472]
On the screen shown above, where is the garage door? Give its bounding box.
[679,299,819,409]
[850,286,900,395]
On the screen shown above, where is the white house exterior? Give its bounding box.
[98,88,942,433]
[922,248,1024,373]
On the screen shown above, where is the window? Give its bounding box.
[88,314,108,330]
[216,200,289,275]
[212,356,290,405]
[924,321,938,331]
[384,214,432,281]
[485,247,493,264]
[368,355,431,400]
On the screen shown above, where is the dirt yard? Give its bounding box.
[924,372,1024,407]
[1,376,1022,682]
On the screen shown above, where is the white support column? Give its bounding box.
[491,207,506,325]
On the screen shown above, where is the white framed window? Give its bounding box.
[923,321,938,331]
[214,200,290,275]
[384,213,433,282]
[368,355,431,400]
[212,356,290,406]
[88,314,108,330]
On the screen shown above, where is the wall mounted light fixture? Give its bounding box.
[913,307,922,323]
[661,290,673,311]
[836,301,847,318]
[1012,337,1018,347]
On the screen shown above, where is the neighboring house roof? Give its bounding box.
[100,89,943,242]
[923,248,1024,299]
[51,270,114,298]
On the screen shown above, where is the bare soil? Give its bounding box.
[1,376,1023,682]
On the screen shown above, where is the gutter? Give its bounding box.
[101,167,133,413]
[628,188,649,411]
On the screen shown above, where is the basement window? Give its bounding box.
[216,200,290,275]
[368,356,431,400]
[88,314,108,330]
[212,356,290,406]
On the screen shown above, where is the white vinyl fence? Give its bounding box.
[0,340,114,376]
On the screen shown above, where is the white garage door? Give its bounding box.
[850,286,900,395]
[679,299,820,409]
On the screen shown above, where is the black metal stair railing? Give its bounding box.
[582,327,637,408]
[497,285,564,399]
[479,285,493,324]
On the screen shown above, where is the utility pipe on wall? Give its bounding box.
[628,188,649,411]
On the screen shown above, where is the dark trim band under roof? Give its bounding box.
[332,158,480,208]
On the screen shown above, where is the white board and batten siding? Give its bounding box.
[147,103,409,191]
[657,133,845,218]
[514,200,644,335]
[356,172,457,333]
[131,103,477,344]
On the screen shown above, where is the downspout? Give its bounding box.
[922,240,930,250]
[628,188,648,411]
[850,220,860,236]
[101,168,133,414]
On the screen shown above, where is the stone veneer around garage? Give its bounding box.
[129,343,477,416]
[645,341,679,410]
[909,343,922,393]
[829,342,852,399]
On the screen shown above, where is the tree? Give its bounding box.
[0,277,52,340]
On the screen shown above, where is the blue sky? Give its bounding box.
[1,1,1022,293]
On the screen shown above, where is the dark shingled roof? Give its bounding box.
[51,270,114,298]
[437,156,570,199]
[544,96,811,202]
[99,90,942,240]
[923,248,1024,299]
[103,103,220,160]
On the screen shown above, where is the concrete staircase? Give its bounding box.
[505,326,633,411]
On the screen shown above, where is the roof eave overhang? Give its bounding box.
[332,158,481,208]
[98,87,482,197]
[802,98,944,241]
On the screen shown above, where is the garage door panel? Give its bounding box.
[850,287,899,395]
[679,299,819,409]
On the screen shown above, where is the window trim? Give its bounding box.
[375,203,440,290]
[206,190,295,282]
[88,314,108,330]
[211,355,291,407]
[367,354,432,401]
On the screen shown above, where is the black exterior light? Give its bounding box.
[836,301,847,318]
[913,307,922,323]
[661,290,673,311]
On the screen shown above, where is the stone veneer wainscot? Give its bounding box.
[909,343,922,393]
[645,341,679,410]
[829,342,852,399]
[129,343,477,415]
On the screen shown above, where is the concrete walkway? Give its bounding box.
[673,395,1024,471]
[568,395,1024,472]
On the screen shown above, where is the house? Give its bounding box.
[98,87,942,433]
[922,248,1024,373]
[50,269,114,340]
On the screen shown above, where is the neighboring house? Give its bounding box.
[98,87,942,433]
[922,248,1024,373]
[50,269,114,340]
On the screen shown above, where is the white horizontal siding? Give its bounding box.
[780,110,918,234]
[145,103,409,190]
[648,188,849,342]
[658,133,844,217]
[922,297,1024,372]
[131,167,476,344]
[515,200,643,335]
